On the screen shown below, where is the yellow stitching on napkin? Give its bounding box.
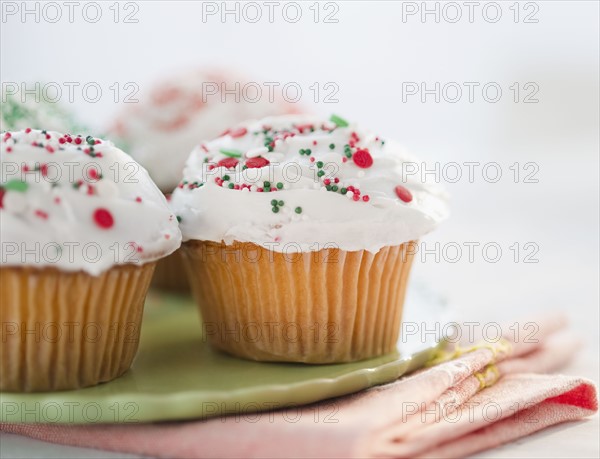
[426,338,513,367]
[474,364,500,390]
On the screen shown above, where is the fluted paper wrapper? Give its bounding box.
[0,262,156,392]
[182,241,416,363]
[150,249,190,293]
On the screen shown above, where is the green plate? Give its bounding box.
[0,286,447,424]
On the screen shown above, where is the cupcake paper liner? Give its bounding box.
[182,241,416,363]
[150,249,190,294]
[0,262,156,392]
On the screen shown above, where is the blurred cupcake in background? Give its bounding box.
[109,68,300,293]
[1,84,90,134]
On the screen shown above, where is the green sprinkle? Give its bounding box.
[330,114,349,127]
[295,207,302,214]
[272,206,279,213]
[176,216,182,223]
[271,199,278,206]
[305,149,311,155]
[86,135,95,145]
[228,183,234,189]
[329,143,335,150]
[276,182,284,189]
[223,175,230,181]
[4,179,28,192]
[316,161,324,168]
[332,185,338,192]
[341,187,348,195]
[219,148,243,158]
[278,200,284,206]
[326,185,332,191]
[317,170,325,177]
[263,181,271,188]
[299,149,305,155]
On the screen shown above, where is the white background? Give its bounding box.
[1,1,599,457]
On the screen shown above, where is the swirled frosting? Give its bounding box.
[109,69,298,192]
[0,129,181,275]
[170,115,448,253]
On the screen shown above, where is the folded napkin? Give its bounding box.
[2,314,597,458]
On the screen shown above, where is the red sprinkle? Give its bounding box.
[352,194,360,201]
[88,168,99,180]
[93,208,114,229]
[352,148,373,168]
[40,164,49,177]
[229,127,248,138]
[74,137,82,145]
[362,195,370,202]
[25,128,32,133]
[35,210,48,219]
[135,196,142,203]
[217,157,239,169]
[395,185,413,203]
[45,145,55,153]
[245,157,270,169]
[323,179,331,185]
[6,147,12,153]
[0,188,5,208]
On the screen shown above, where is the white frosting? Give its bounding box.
[170,115,449,253]
[109,69,298,192]
[1,87,89,133]
[0,129,182,275]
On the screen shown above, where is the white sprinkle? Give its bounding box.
[95,180,118,198]
[3,191,28,214]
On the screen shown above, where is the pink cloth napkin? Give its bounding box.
[2,314,597,458]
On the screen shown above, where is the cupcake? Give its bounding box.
[0,129,181,392]
[109,68,299,293]
[170,114,448,363]
[1,85,90,133]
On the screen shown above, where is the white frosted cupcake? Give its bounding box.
[170,114,448,363]
[1,85,90,133]
[0,129,181,391]
[109,68,297,292]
